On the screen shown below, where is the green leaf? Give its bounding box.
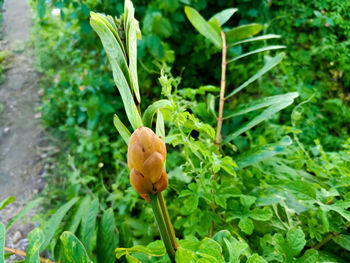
[175,246,198,263]
[286,229,306,257]
[143,99,171,128]
[113,114,131,145]
[90,12,142,130]
[60,231,90,263]
[67,196,91,234]
[247,254,267,263]
[239,217,254,235]
[116,240,166,259]
[296,249,318,263]
[156,109,165,140]
[225,53,286,99]
[0,196,15,210]
[209,8,237,26]
[40,197,79,252]
[119,222,133,248]
[25,228,45,263]
[224,99,297,143]
[184,6,222,48]
[79,198,99,255]
[7,198,43,231]
[333,234,350,251]
[240,195,256,208]
[207,93,217,118]
[97,208,118,263]
[236,136,293,169]
[0,223,4,262]
[249,207,273,221]
[226,23,262,44]
[127,19,141,103]
[228,45,286,63]
[229,34,281,47]
[225,92,298,118]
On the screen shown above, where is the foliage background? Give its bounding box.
[2,0,349,262]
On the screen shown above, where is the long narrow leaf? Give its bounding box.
[60,232,90,263]
[229,34,281,47]
[156,110,165,140]
[184,6,222,48]
[209,8,237,26]
[113,114,131,145]
[0,196,15,210]
[236,136,293,169]
[127,19,141,103]
[227,45,286,63]
[226,23,262,44]
[25,228,45,263]
[225,53,285,99]
[79,199,99,256]
[40,197,79,252]
[143,100,171,128]
[97,208,119,263]
[90,13,142,130]
[6,198,43,231]
[224,92,298,119]
[67,196,91,234]
[0,223,4,262]
[224,99,298,143]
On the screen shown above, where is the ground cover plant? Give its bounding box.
[1,0,350,262]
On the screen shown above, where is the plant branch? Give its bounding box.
[158,192,178,250]
[4,247,55,263]
[215,31,227,146]
[149,193,176,263]
[313,221,350,250]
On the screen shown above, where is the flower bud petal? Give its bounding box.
[130,168,152,194]
[127,142,145,171]
[152,169,168,193]
[142,152,164,183]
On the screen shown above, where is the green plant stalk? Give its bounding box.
[157,192,178,250]
[149,193,176,263]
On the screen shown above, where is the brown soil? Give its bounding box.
[0,0,46,256]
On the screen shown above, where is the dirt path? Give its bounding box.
[0,0,45,253]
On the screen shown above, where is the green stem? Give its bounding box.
[158,192,178,250]
[149,193,176,263]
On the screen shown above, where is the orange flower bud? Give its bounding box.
[127,127,168,199]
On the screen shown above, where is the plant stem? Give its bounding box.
[215,31,227,146]
[149,193,176,263]
[4,247,55,263]
[158,192,178,250]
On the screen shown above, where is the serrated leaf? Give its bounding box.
[247,254,267,263]
[224,99,297,143]
[333,234,350,251]
[286,229,306,257]
[113,114,131,145]
[184,6,222,48]
[236,136,293,169]
[240,195,256,208]
[79,198,99,255]
[0,196,15,210]
[97,208,118,263]
[249,207,273,221]
[209,8,237,26]
[239,217,254,235]
[143,99,171,128]
[175,246,198,263]
[0,223,4,262]
[40,197,79,252]
[60,231,90,263]
[25,228,45,263]
[228,45,286,63]
[296,249,318,263]
[226,53,286,99]
[226,23,262,44]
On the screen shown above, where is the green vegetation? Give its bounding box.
[1,0,349,262]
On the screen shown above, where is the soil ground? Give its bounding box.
[0,0,46,256]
